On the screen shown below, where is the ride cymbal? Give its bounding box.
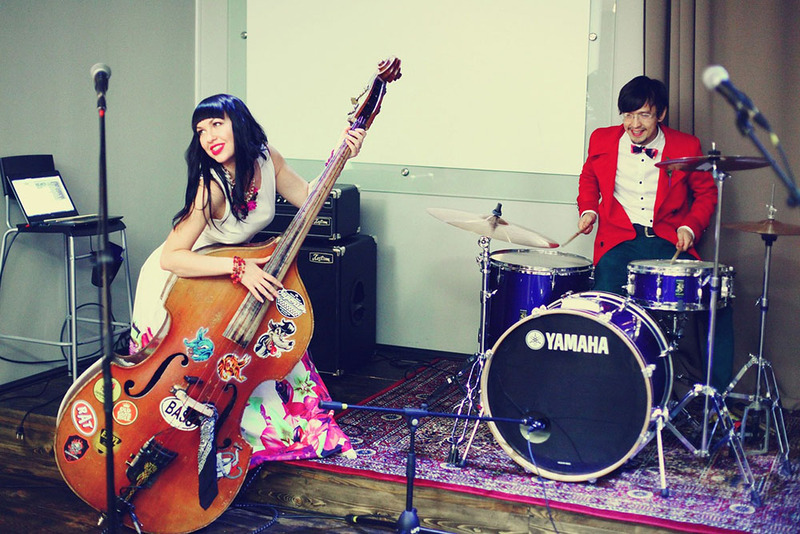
[722,218,800,236]
[426,207,559,248]
[656,155,769,173]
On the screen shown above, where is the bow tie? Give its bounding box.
[631,144,659,159]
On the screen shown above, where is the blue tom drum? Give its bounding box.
[626,259,735,311]
[485,249,593,348]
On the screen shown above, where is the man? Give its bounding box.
[577,75,717,290]
[576,75,731,391]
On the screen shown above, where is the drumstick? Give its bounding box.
[669,248,680,264]
[561,231,582,248]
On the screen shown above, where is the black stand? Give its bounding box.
[320,400,541,534]
[93,66,119,534]
[663,147,761,506]
[733,108,800,207]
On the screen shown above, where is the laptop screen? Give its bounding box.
[7,171,79,223]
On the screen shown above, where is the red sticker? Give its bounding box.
[71,399,98,437]
[113,400,139,426]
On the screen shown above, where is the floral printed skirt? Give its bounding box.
[240,351,354,466]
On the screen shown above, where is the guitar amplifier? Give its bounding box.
[261,183,360,241]
[295,234,377,375]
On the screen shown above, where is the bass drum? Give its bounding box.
[480,291,672,482]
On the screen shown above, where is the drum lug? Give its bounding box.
[642,363,655,378]
[626,272,635,298]
[656,273,662,301]
[529,305,547,317]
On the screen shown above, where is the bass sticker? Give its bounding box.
[113,400,139,426]
[184,327,214,362]
[254,319,296,359]
[275,289,306,318]
[217,352,252,382]
[159,396,200,431]
[63,435,89,462]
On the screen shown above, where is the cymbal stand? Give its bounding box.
[443,235,492,466]
[663,150,761,505]
[723,199,791,474]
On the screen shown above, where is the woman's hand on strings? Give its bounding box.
[240,256,283,302]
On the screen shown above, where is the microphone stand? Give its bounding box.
[95,88,118,534]
[321,400,543,534]
[733,106,800,207]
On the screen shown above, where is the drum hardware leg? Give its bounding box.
[685,160,761,504]
[652,407,670,498]
[444,234,497,466]
[665,383,764,505]
[450,407,484,467]
[640,408,672,498]
[720,230,792,474]
[724,358,792,474]
[445,353,485,466]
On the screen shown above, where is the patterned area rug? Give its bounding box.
[301,360,800,533]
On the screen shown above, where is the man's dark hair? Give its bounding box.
[618,76,668,116]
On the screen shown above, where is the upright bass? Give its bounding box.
[54,57,401,534]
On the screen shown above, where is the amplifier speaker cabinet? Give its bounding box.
[261,183,360,240]
[294,234,377,374]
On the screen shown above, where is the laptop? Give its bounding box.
[6,170,121,227]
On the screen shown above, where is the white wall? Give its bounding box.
[0,0,195,386]
[231,0,643,355]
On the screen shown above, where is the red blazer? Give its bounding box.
[577,124,717,264]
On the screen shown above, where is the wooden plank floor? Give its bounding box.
[0,350,682,533]
[0,350,448,533]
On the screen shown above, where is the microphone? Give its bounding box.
[90,63,111,95]
[702,65,771,131]
[318,400,347,411]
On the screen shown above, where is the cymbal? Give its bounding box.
[656,155,769,173]
[426,207,559,248]
[722,218,800,236]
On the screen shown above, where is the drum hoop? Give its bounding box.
[489,261,594,276]
[489,248,593,275]
[480,306,670,482]
[628,260,734,277]
[629,297,727,312]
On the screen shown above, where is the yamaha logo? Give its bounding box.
[527,329,610,355]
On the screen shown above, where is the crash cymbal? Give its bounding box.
[722,218,800,236]
[427,207,559,248]
[656,155,769,173]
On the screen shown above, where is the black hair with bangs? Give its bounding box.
[174,94,268,226]
[617,76,668,118]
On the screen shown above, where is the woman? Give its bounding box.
[129,93,365,465]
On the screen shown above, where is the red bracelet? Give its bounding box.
[231,255,245,284]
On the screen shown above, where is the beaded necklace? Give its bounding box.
[223,167,259,216]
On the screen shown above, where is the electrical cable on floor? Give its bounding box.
[233,464,394,532]
[0,379,51,403]
[14,393,63,441]
[526,438,560,534]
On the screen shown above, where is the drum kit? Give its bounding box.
[426,153,795,504]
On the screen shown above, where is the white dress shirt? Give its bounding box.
[614,127,665,227]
